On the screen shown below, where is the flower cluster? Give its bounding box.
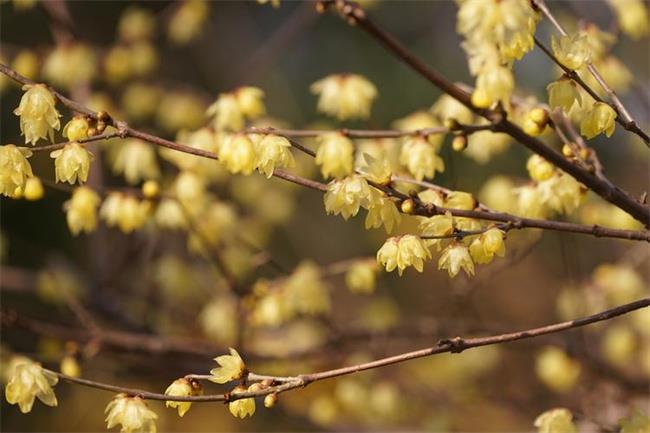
[164,378,202,417]
[207,87,265,131]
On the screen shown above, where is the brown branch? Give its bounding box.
[34,297,650,402]
[29,132,122,153]
[317,0,650,226]
[532,0,649,145]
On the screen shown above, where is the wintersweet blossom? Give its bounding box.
[534,408,577,433]
[364,189,401,234]
[377,235,432,275]
[315,132,354,179]
[399,136,444,181]
[112,139,160,184]
[580,102,617,139]
[0,144,33,197]
[50,142,93,184]
[255,134,295,178]
[165,378,202,417]
[323,175,371,220]
[552,33,591,70]
[310,74,377,120]
[419,213,455,250]
[42,43,97,89]
[209,348,246,384]
[218,134,258,175]
[535,346,581,392]
[469,228,505,264]
[64,187,101,235]
[345,260,378,294]
[228,386,256,419]
[526,155,555,182]
[5,360,58,413]
[100,193,150,233]
[607,0,649,40]
[62,116,90,142]
[206,87,265,131]
[438,242,475,277]
[105,394,158,433]
[14,84,61,144]
[23,177,44,200]
[168,0,209,44]
[547,77,582,112]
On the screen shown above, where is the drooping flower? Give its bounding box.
[5,359,58,414]
[580,102,617,139]
[228,386,256,419]
[377,235,432,275]
[105,394,158,433]
[218,134,258,175]
[62,116,90,142]
[0,144,33,198]
[168,0,209,44]
[23,177,44,200]
[165,378,202,417]
[438,242,475,278]
[255,134,295,178]
[310,74,377,120]
[473,64,514,108]
[526,155,555,182]
[538,173,585,215]
[323,175,371,220]
[345,260,378,294]
[552,33,591,70]
[534,408,577,433]
[535,346,581,393]
[418,212,455,250]
[14,84,61,145]
[444,191,476,210]
[42,43,97,89]
[365,189,401,233]
[50,142,93,184]
[607,0,649,40]
[399,136,444,181]
[209,348,246,384]
[99,192,150,233]
[112,139,160,184]
[469,227,506,264]
[118,7,156,42]
[206,87,265,131]
[315,132,354,179]
[64,187,101,235]
[547,77,582,112]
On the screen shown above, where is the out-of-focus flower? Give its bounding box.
[155,199,187,230]
[169,0,209,44]
[105,394,157,433]
[60,356,80,378]
[118,7,155,42]
[206,87,265,131]
[619,411,650,433]
[14,84,61,145]
[5,359,58,413]
[0,144,33,198]
[64,187,101,235]
[228,386,256,419]
[43,44,96,89]
[122,83,161,121]
[527,155,555,182]
[607,0,649,40]
[284,261,331,315]
[538,173,585,215]
[311,74,377,120]
[218,134,258,175]
[552,33,591,70]
[479,176,516,213]
[315,132,354,179]
[438,242,475,277]
[345,260,378,294]
[209,348,246,384]
[50,143,93,184]
[12,50,39,80]
[580,102,616,139]
[399,136,444,181]
[157,92,206,132]
[100,192,150,233]
[515,184,548,218]
[535,346,581,393]
[199,297,239,345]
[104,45,134,84]
[324,175,371,220]
[23,177,44,201]
[112,139,160,184]
[534,408,577,433]
[255,134,294,178]
[377,235,432,275]
[601,324,636,367]
[165,378,202,417]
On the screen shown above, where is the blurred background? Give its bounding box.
[1,0,649,431]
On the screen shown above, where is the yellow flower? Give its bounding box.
[431,94,474,125]
[535,346,581,393]
[547,77,582,112]
[607,0,649,40]
[392,111,444,147]
[199,296,239,345]
[100,193,150,233]
[365,189,401,233]
[399,136,444,181]
[23,177,44,200]
[50,142,93,184]
[538,173,585,215]
[218,134,258,175]
[60,356,80,378]
[105,394,158,433]
[63,116,90,142]
[12,50,39,80]
[0,144,33,198]
[228,386,256,419]
[418,212,454,250]
[323,175,371,220]
[168,0,209,44]
[165,378,202,417]
[311,74,377,120]
[14,84,61,145]
[479,176,516,213]
[157,92,206,132]
[438,242,475,278]
[284,261,331,315]
[345,260,378,294]
[5,359,58,413]
[257,0,280,7]
[552,33,591,70]
[64,187,101,235]
[526,155,555,182]
[209,348,246,384]
[580,102,617,139]
[534,408,577,433]
[118,7,155,42]
[377,235,432,276]
[469,228,505,264]
[255,134,295,178]
[161,128,221,178]
[474,64,514,107]
[620,411,650,433]
[601,324,636,367]
[358,152,392,185]
[104,45,134,84]
[515,184,548,218]
[315,132,354,179]
[444,191,475,210]
[154,199,187,230]
[206,87,265,131]
[43,43,96,89]
[112,139,160,184]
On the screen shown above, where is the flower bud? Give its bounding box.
[264,393,278,408]
[451,135,467,151]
